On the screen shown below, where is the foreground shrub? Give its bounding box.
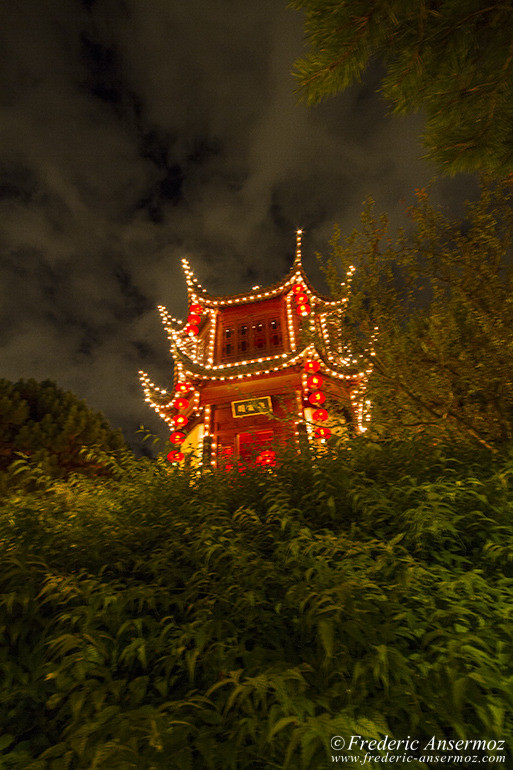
[0,440,512,768]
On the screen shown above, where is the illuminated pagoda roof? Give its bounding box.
[139,230,368,441]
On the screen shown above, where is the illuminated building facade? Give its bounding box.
[139,231,368,468]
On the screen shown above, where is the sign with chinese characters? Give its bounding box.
[231,396,272,418]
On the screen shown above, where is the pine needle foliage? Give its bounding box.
[0,438,512,768]
[0,379,129,493]
[319,179,513,449]
[290,0,513,176]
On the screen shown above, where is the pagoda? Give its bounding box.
[139,231,368,468]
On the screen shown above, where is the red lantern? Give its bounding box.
[189,304,203,314]
[170,431,186,444]
[309,391,326,406]
[307,373,323,390]
[315,426,331,439]
[312,408,328,422]
[296,303,311,317]
[304,360,320,373]
[187,313,201,325]
[167,450,184,463]
[173,397,190,410]
[175,382,190,394]
[292,283,306,294]
[184,324,199,336]
[294,293,309,305]
[172,414,189,428]
[256,450,276,467]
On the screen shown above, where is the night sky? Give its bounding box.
[0,0,475,450]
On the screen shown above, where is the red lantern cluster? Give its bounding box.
[168,380,194,462]
[303,360,332,441]
[293,284,311,317]
[184,304,205,336]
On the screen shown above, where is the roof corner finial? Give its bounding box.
[181,257,195,288]
[294,228,303,267]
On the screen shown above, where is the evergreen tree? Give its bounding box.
[291,0,513,176]
[0,379,129,490]
[321,180,513,448]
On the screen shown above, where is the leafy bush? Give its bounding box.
[0,439,512,768]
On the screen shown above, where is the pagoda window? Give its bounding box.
[269,318,282,348]
[220,317,285,362]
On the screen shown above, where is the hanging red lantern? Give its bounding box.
[173,397,190,410]
[312,407,329,422]
[184,324,199,336]
[304,360,320,373]
[307,373,323,390]
[189,304,203,314]
[172,414,189,428]
[315,426,331,439]
[175,382,191,395]
[187,313,201,325]
[170,431,186,444]
[294,293,309,305]
[256,450,276,466]
[167,450,184,463]
[292,283,306,294]
[296,303,311,317]
[309,391,326,406]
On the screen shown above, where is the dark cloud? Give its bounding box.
[0,0,477,449]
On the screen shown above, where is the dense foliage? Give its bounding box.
[319,180,513,450]
[0,379,129,493]
[1,439,512,768]
[291,0,513,176]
